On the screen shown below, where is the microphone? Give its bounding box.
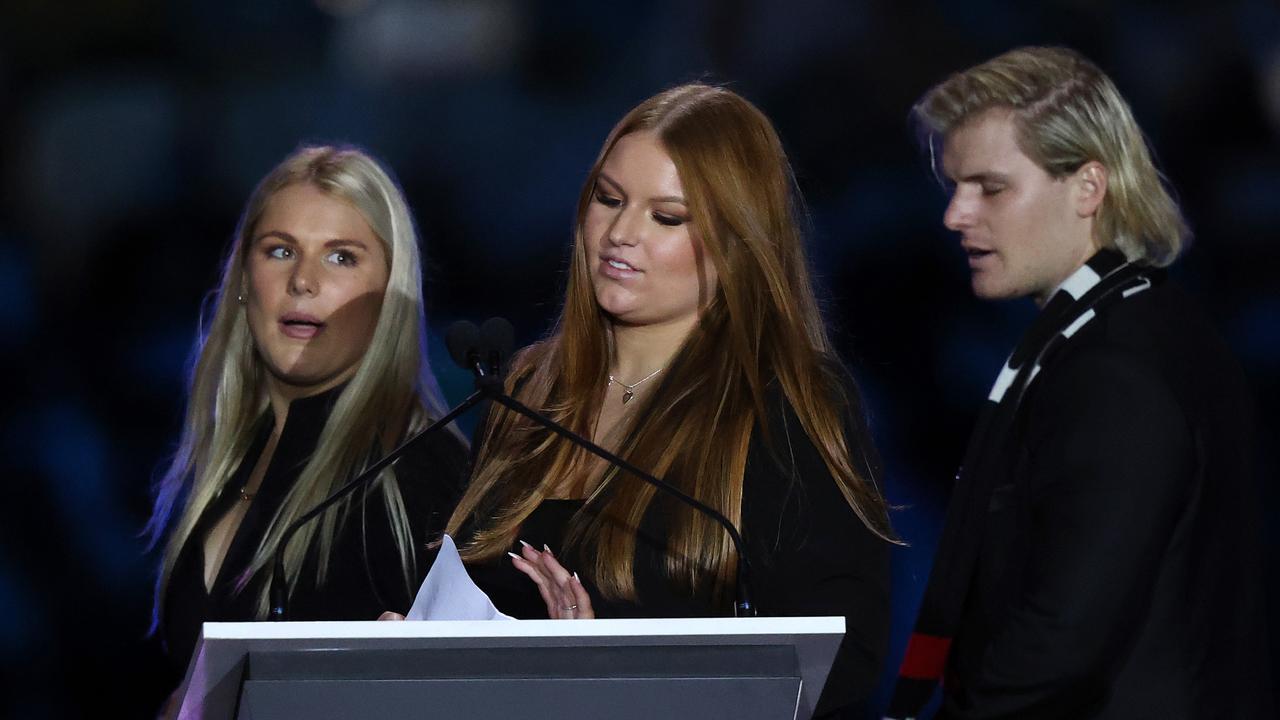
[268,323,494,621]
[462,317,757,618]
[445,319,481,368]
[446,318,510,389]
[271,318,756,619]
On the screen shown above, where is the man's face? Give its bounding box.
[940,108,1099,305]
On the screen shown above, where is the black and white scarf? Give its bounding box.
[885,249,1157,719]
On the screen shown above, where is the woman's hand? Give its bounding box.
[378,611,405,621]
[508,541,594,619]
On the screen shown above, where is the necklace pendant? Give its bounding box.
[622,389,634,404]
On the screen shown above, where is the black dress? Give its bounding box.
[464,380,891,719]
[160,386,469,680]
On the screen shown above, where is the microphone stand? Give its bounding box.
[269,319,757,620]
[268,389,488,621]
[480,381,757,618]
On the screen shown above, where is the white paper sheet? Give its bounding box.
[405,534,515,621]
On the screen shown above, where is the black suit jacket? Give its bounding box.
[941,278,1272,719]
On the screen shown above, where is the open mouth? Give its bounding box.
[600,255,641,279]
[280,314,325,339]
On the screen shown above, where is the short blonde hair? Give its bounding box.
[913,46,1189,267]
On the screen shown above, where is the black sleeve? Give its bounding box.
[741,380,892,719]
[943,347,1193,719]
[360,428,471,614]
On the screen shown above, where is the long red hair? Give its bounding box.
[446,84,894,601]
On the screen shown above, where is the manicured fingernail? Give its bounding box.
[572,572,580,582]
[518,540,531,549]
[543,544,553,554]
[507,551,521,560]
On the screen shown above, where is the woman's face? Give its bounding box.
[582,131,718,331]
[243,183,390,398]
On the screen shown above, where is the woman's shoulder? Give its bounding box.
[749,355,882,501]
[397,422,468,474]
[744,362,884,552]
[390,410,472,503]
[509,339,557,377]
[759,354,866,429]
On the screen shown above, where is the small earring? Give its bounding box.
[236,293,246,305]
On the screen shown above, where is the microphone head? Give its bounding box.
[444,320,481,370]
[480,317,516,368]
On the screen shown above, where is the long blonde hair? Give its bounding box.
[913,45,1189,266]
[146,145,456,620]
[446,84,895,603]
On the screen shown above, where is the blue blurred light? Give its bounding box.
[0,237,36,346]
[1229,295,1280,367]
[28,402,148,585]
[125,325,199,391]
[22,75,178,238]
[0,555,40,653]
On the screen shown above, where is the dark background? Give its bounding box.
[0,1,1274,717]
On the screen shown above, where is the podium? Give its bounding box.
[176,617,844,720]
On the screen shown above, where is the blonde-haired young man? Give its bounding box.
[887,46,1271,720]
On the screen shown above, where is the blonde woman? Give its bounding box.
[145,146,467,690]
[449,85,896,718]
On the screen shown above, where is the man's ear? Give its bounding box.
[1074,161,1108,218]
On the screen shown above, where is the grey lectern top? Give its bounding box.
[176,616,844,720]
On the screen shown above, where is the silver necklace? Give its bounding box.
[607,367,664,404]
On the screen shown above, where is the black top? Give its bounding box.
[941,277,1272,719]
[160,386,469,679]
[464,380,891,719]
